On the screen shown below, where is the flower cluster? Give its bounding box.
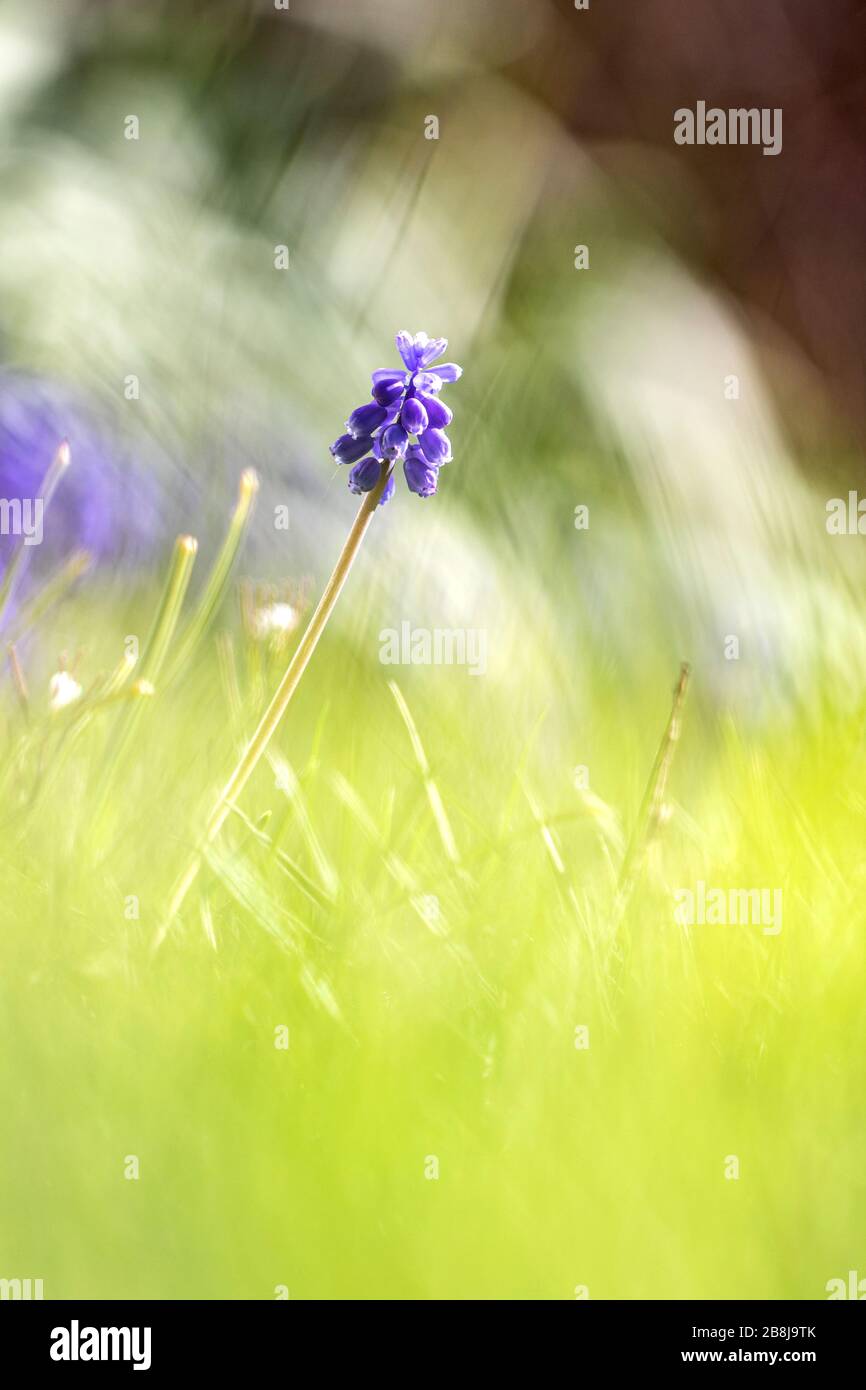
[329,332,462,503]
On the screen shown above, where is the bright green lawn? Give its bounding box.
[1,555,864,1301]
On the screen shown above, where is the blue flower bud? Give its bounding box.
[330,432,374,465]
[400,395,428,435]
[412,371,443,394]
[395,331,417,371]
[431,363,462,383]
[414,336,447,369]
[380,423,409,460]
[404,451,439,497]
[347,456,381,493]
[372,377,405,406]
[417,427,452,464]
[416,391,452,430]
[346,401,388,438]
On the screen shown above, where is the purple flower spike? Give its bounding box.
[330,432,374,465]
[418,427,452,464]
[329,332,461,502]
[346,401,388,438]
[380,423,409,460]
[404,450,439,498]
[400,395,428,435]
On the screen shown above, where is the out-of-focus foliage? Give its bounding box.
[0,0,864,1300]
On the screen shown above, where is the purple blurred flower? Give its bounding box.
[329,332,462,504]
[0,372,160,586]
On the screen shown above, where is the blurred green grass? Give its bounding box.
[0,0,864,1306]
[1,563,864,1300]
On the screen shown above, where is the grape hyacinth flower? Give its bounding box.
[0,371,161,584]
[330,331,462,502]
[163,331,462,934]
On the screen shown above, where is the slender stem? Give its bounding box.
[165,469,259,683]
[5,549,92,647]
[388,679,460,864]
[139,535,199,684]
[92,535,198,821]
[157,463,392,943]
[7,643,29,718]
[616,660,691,907]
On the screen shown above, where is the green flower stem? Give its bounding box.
[165,469,259,683]
[92,534,198,819]
[139,534,199,684]
[5,549,92,647]
[616,660,691,910]
[157,463,392,942]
